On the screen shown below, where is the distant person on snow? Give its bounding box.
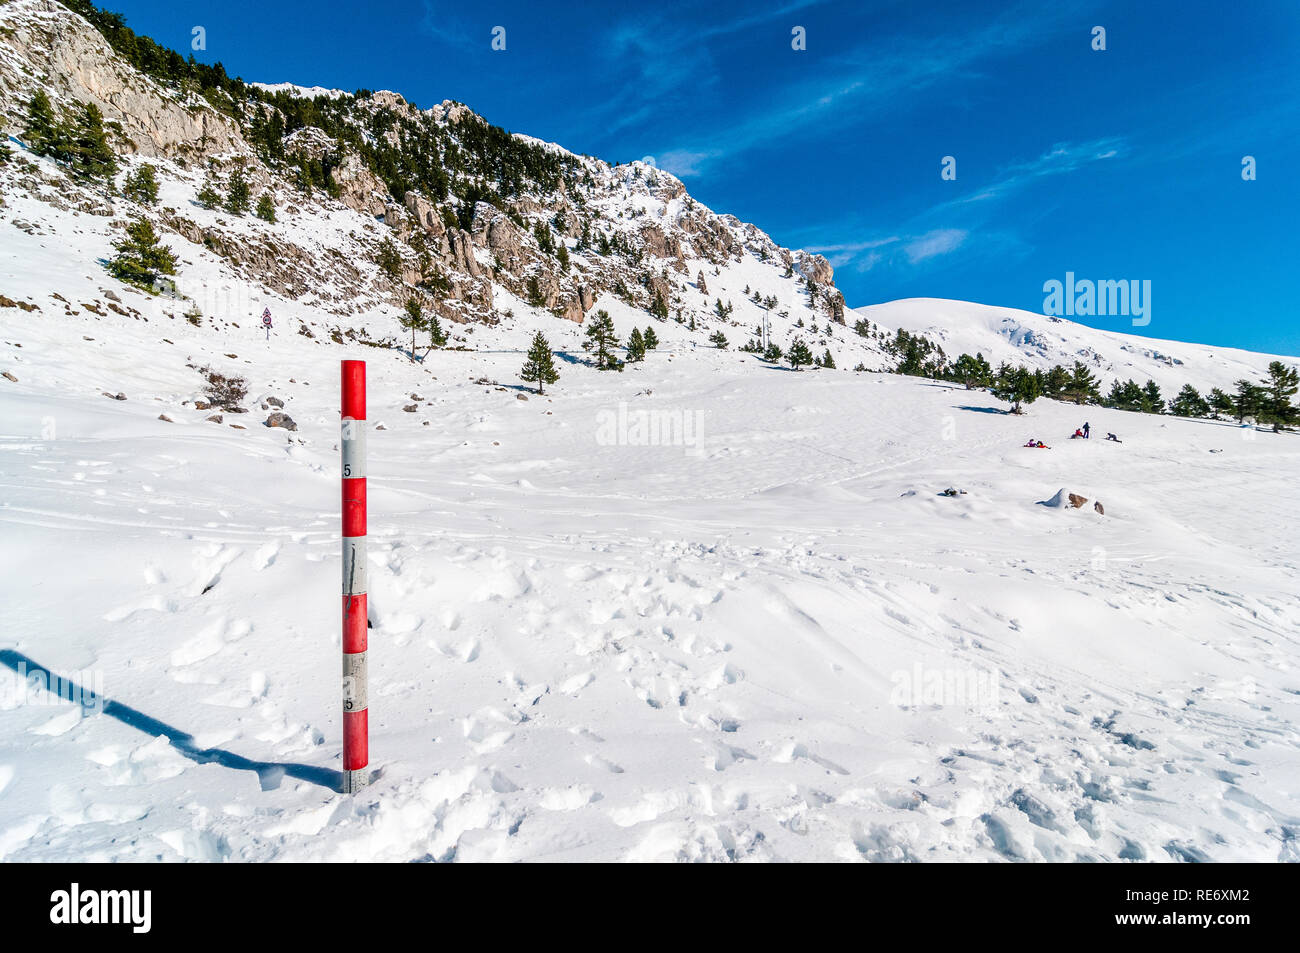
[1071,428,1084,439]
[1083,421,1090,439]
[1106,432,1121,443]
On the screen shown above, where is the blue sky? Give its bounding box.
[107,0,1300,355]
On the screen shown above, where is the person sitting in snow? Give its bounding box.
[1106,432,1121,443]
[1071,428,1084,439]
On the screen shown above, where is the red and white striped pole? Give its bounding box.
[341,359,368,794]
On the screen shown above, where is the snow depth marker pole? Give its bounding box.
[341,359,369,794]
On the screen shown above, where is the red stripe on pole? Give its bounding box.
[341,360,366,420]
[342,593,367,654]
[342,477,367,537]
[343,709,368,770]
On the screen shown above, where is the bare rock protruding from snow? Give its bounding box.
[0,0,247,159]
[265,412,297,431]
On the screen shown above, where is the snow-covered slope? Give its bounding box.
[857,298,1297,395]
[3,271,1299,861]
[3,176,1300,860]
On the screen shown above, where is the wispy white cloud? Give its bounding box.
[646,0,1093,176]
[903,228,967,263]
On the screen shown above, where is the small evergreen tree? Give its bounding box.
[22,91,61,158]
[67,102,116,181]
[650,291,669,321]
[196,174,222,209]
[1261,361,1299,431]
[952,353,989,389]
[990,364,1041,414]
[108,218,177,289]
[1169,384,1211,418]
[427,314,447,349]
[626,327,646,362]
[1141,379,1165,414]
[1064,361,1101,404]
[526,274,545,307]
[1043,365,1070,399]
[520,331,560,394]
[255,192,276,222]
[123,164,160,205]
[1232,379,1267,423]
[377,238,403,282]
[709,330,728,349]
[556,243,570,271]
[225,166,251,215]
[1208,387,1235,418]
[583,310,623,370]
[763,342,783,363]
[399,296,426,359]
[643,326,658,350]
[787,338,814,370]
[820,348,836,369]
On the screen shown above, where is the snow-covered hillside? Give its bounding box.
[3,193,1300,860]
[858,298,1297,396]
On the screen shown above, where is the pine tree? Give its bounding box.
[520,331,560,394]
[626,327,646,362]
[377,238,403,282]
[1231,379,1266,423]
[763,342,783,363]
[1105,379,1145,412]
[1169,384,1211,418]
[225,166,250,215]
[196,173,222,209]
[22,91,63,159]
[427,314,447,349]
[1261,361,1300,431]
[820,348,836,369]
[1043,365,1070,399]
[1064,361,1100,404]
[787,339,813,370]
[123,164,160,205]
[255,192,276,222]
[1141,379,1165,414]
[1208,387,1234,418]
[583,310,623,370]
[526,274,545,307]
[399,296,426,359]
[556,243,570,271]
[643,326,658,350]
[108,218,178,289]
[952,353,989,389]
[990,365,1041,414]
[67,103,116,181]
[709,330,728,349]
[650,291,669,321]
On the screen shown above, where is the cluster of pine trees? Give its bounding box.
[64,0,581,225]
[21,91,116,182]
